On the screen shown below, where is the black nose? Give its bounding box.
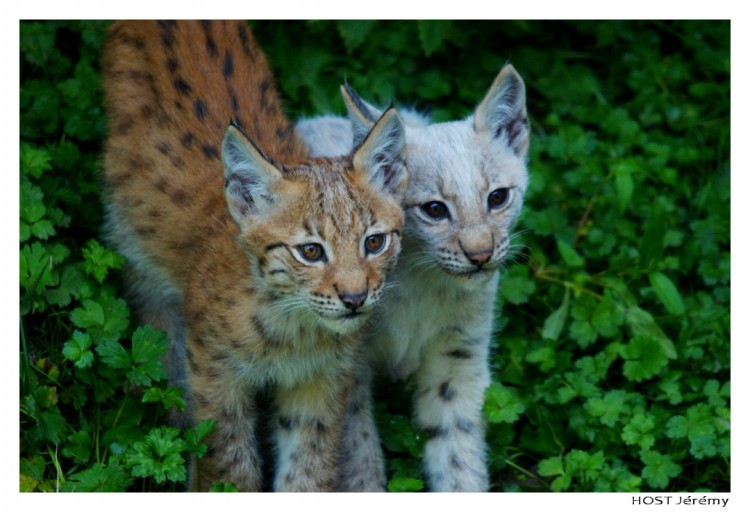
[339,291,368,310]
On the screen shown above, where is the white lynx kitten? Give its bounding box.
[295,64,530,492]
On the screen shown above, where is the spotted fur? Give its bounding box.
[296,65,530,491]
[101,20,407,491]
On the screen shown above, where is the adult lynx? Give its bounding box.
[101,20,407,491]
[296,65,530,491]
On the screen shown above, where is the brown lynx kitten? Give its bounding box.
[101,20,407,491]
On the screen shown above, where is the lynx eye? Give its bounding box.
[296,243,326,263]
[364,234,387,255]
[488,188,511,210]
[421,201,449,220]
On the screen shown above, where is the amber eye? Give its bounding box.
[488,188,511,210]
[421,201,449,219]
[364,234,387,255]
[297,243,326,263]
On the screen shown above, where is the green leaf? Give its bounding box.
[30,219,56,240]
[621,413,655,450]
[61,461,133,492]
[62,430,92,463]
[625,306,676,358]
[127,325,169,386]
[417,21,453,56]
[542,291,569,340]
[614,164,634,212]
[336,20,374,53]
[184,419,218,458]
[525,346,556,372]
[73,293,130,343]
[96,340,130,370]
[483,382,525,424]
[591,293,625,338]
[584,390,627,427]
[70,299,104,329]
[62,330,94,369]
[142,386,186,412]
[640,451,682,489]
[556,239,585,267]
[209,482,239,492]
[387,477,425,492]
[382,414,425,458]
[127,426,187,484]
[620,336,670,382]
[82,239,126,283]
[648,271,686,315]
[20,181,46,224]
[501,273,536,305]
[20,143,53,178]
[538,456,564,476]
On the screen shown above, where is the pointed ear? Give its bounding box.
[353,108,407,201]
[341,83,382,147]
[474,64,530,157]
[222,122,283,225]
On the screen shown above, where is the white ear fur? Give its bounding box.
[341,83,381,147]
[474,64,530,157]
[222,123,283,225]
[352,108,408,201]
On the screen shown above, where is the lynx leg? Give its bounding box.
[186,335,262,491]
[273,374,350,492]
[413,331,491,491]
[335,361,386,492]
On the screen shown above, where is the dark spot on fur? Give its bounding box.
[316,421,327,433]
[119,34,145,50]
[223,51,234,77]
[157,111,172,127]
[278,416,293,429]
[237,21,251,55]
[173,100,184,111]
[155,140,172,155]
[170,156,185,169]
[167,58,179,73]
[424,426,447,439]
[154,178,168,194]
[173,77,192,95]
[115,116,134,135]
[135,225,156,237]
[229,87,239,113]
[141,105,154,119]
[456,418,474,434]
[158,20,177,49]
[439,381,455,401]
[201,21,218,57]
[201,144,219,160]
[450,455,463,469]
[171,189,188,205]
[194,99,208,120]
[446,349,472,359]
[180,131,196,148]
[127,157,146,171]
[275,127,287,141]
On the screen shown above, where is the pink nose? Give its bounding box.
[339,291,368,310]
[467,249,493,266]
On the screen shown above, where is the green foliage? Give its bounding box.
[21,20,728,492]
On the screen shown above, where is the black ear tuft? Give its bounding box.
[474,64,530,157]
